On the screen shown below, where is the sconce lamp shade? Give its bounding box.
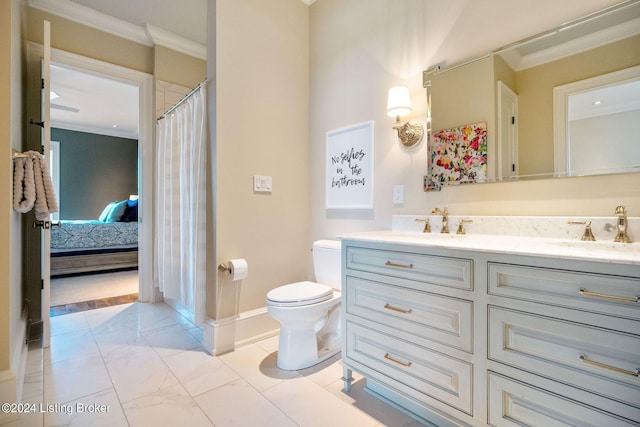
[386,85,412,117]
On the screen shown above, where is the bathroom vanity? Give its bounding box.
[341,215,640,427]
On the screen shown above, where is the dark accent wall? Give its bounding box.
[52,128,138,219]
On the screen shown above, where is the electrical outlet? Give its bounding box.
[393,185,404,204]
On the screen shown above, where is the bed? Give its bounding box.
[50,199,139,276]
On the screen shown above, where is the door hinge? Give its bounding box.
[41,79,45,90]
[41,279,44,290]
[511,116,515,125]
[512,164,516,172]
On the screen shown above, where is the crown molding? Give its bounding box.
[512,17,640,71]
[51,121,139,140]
[29,0,152,46]
[145,24,206,60]
[28,0,206,60]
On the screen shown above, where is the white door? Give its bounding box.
[497,81,519,180]
[41,20,52,347]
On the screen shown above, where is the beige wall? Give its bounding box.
[0,0,15,374]
[1,0,25,409]
[213,0,310,317]
[309,0,639,243]
[154,45,206,89]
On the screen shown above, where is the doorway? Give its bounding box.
[27,42,155,337]
[49,64,141,313]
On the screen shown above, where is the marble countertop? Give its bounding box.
[340,215,640,265]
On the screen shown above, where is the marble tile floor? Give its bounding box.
[12,301,426,427]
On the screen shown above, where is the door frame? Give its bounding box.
[497,80,519,180]
[27,42,156,307]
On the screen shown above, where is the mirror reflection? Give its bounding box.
[555,67,640,177]
[424,0,640,188]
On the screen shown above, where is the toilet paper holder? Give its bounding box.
[217,258,249,281]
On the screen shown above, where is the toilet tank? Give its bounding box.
[312,240,342,289]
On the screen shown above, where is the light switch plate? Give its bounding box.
[393,185,404,204]
[253,175,272,193]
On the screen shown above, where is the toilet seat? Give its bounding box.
[266,281,334,307]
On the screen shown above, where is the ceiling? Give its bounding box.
[51,64,140,139]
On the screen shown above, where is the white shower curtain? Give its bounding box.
[156,84,207,324]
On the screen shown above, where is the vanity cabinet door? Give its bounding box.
[346,246,473,290]
[345,321,473,415]
[488,306,640,408]
[345,275,473,352]
[488,373,640,427]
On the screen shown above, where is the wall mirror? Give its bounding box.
[423,0,640,189]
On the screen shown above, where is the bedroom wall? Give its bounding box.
[52,128,138,220]
[308,0,639,244]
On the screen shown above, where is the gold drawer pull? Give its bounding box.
[384,303,412,314]
[579,353,639,378]
[578,288,639,304]
[385,261,413,269]
[384,353,412,367]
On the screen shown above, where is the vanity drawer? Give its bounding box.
[345,321,473,414]
[488,306,640,408]
[345,276,473,352]
[346,246,473,290]
[488,373,640,427]
[488,263,640,319]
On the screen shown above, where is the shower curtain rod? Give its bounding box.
[157,78,208,121]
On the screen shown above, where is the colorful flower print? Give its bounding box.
[426,122,487,190]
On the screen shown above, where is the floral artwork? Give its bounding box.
[425,122,487,190]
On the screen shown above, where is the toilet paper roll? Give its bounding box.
[228,258,248,281]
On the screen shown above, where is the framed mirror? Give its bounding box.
[423,0,640,190]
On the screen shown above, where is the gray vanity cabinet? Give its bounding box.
[341,238,640,427]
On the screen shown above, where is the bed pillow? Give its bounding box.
[105,200,129,222]
[120,199,138,222]
[98,201,118,222]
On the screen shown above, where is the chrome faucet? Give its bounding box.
[614,205,632,243]
[432,207,449,233]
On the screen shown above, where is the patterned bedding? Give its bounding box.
[51,220,138,251]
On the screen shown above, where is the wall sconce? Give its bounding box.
[386,85,424,149]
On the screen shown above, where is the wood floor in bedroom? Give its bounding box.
[50,270,139,316]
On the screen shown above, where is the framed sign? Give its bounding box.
[326,121,374,209]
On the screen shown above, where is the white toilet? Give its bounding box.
[266,240,342,370]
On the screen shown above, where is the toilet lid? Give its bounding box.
[266,281,334,307]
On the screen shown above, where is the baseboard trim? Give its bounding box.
[202,307,279,356]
